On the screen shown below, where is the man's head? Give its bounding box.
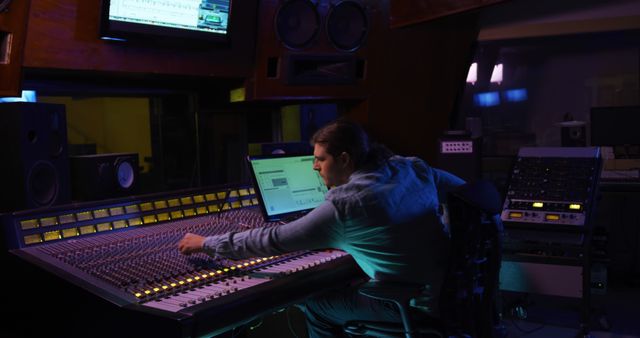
[311,119,369,187]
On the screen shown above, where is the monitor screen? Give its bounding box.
[590,106,640,146]
[248,154,328,222]
[100,0,231,42]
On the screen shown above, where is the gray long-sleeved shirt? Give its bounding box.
[203,156,463,292]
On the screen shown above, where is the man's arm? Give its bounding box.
[178,201,341,260]
[432,167,465,202]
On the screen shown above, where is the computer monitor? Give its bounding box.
[590,106,640,158]
[100,0,232,43]
[591,106,640,146]
[247,154,328,222]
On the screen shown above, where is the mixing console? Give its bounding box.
[3,185,361,337]
[27,208,348,307]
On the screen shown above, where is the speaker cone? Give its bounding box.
[327,1,368,52]
[27,161,58,207]
[275,0,320,49]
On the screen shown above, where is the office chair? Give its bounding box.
[344,180,504,338]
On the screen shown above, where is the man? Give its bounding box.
[179,119,464,337]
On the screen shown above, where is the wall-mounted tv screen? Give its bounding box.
[100,0,232,43]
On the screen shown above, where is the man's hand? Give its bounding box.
[178,233,205,255]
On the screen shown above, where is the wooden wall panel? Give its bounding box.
[350,4,480,163]
[22,0,257,78]
[390,0,506,28]
[0,0,31,96]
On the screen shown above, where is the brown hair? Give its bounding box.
[311,119,371,169]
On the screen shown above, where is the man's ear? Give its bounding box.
[339,152,351,168]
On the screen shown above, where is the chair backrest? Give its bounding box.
[439,180,503,338]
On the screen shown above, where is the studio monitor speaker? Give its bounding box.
[325,0,368,52]
[0,102,71,211]
[70,153,139,201]
[250,0,373,99]
[560,122,587,147]
[275,0,368,52]
[275,0,321,50]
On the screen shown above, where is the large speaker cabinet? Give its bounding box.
[247,0,375,100]
[0,0,31,96]
[0,102,71,212]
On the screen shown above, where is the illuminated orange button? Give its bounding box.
[545,214,560,221]
[509,212,523,218]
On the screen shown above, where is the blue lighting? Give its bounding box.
[474,91,500,107]
[504,88,528,102]
[0,90,37,103]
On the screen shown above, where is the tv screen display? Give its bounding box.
[100,0,231,42]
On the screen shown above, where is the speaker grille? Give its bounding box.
[275,0,320,49]
[326,1,368,51]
